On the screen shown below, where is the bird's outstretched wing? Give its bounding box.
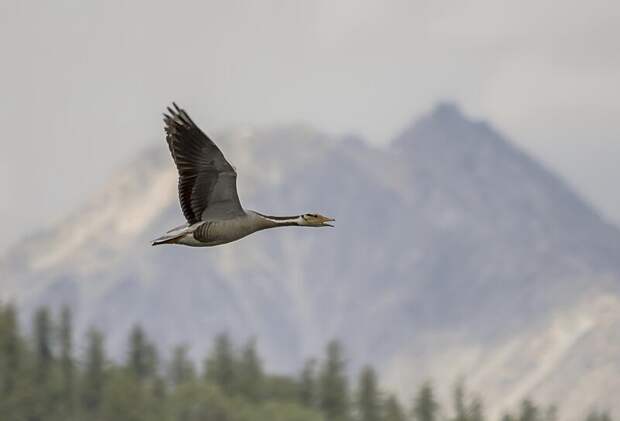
[163,103,244,223]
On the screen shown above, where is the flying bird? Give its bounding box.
[152,103,335,247]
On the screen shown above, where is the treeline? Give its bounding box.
[0,303,613,421]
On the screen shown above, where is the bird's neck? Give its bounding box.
[252,211,302,229]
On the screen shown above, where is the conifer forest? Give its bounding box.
[0,304,612,421]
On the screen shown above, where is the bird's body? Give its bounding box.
[154,211,311,247]
[152,103,334,247]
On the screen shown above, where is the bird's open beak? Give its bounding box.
[322,217,335,227]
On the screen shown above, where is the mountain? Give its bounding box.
[2,103,620,419]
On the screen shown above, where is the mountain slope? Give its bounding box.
[2,104,619,419]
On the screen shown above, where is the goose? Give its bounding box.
[152,103,335,247]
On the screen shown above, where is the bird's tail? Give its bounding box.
[151,233,184,246]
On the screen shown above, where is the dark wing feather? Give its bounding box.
[163,103,244,224]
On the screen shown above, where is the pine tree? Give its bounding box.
[0,303,21,395]
[33,307,53,381]
[319,340,349,421]
[412,382,439,421]
[81,328,105,413]
[356,366,380,421]
[469,397,484,421]
[127,324,158,381]
[383,395,406,421]
[237,338,264,401]
[451,380,484,421]
[453,380,468,421]
[169,345,195,386]
[299,359,317,408]
[58,306,75,413]
[519,399,539,421]
[204,332,236,395]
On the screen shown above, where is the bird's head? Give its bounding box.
[300,213,335,227]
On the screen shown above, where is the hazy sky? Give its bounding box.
[1,0,619,252]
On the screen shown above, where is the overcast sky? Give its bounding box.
[1,0,619,252]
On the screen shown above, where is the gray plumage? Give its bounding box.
[152,103,334,247]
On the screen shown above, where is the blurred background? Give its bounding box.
[1,1,619,420]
